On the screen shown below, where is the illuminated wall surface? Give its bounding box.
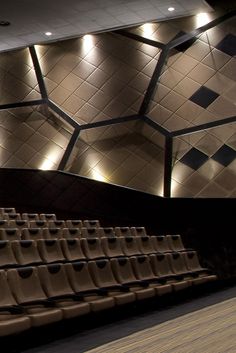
[0,12,235,197]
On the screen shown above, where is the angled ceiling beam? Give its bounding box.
[114,29,165,49]
[29,46,48,100]
[79,114,140,130]
[171,116,236,137]
[0,99,46,111]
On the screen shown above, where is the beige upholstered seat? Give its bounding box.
[62,228,81,239]
[43,227,63,239]
[8,220,29,230]
[29,220,48,228]
[60,239,86,262]
[21,228,44,240]
[166,234,186,252]
[0,241,18,268]
[115,227,132,237]
[37,239,65,264]
[21,213,40,221]
[110,257,155,300]
[98,227,116,238]
[81,227,100,238]
[40,214,57,221]
[65,220,83,229]
[0,229,21,241]
[65,262,115,312]
[151,236,171,253]
[101,237,125,258]
[183,251,217,283]
[48,220,66,229]
[81,238,106,260]
[38,264,90,319]
[7,267,63,327]
[89,260,135,306]
[12,240,43,266]
[136,236,156,255]
[0,270,31,336]
[130,227,147,237]
[83,220,100,228]
[120,236,142,257]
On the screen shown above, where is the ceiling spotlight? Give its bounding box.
[45,32,52,36]
[168,7,175,12]
[0,21,11,26]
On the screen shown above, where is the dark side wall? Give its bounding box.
[0,168,235,280]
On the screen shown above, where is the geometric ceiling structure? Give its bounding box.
[0,4,235,198]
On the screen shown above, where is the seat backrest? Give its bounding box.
[65,262,98,293]
[88,259,118,288]
[115,227,132,237]
[110,257,137,284]
[65,220,83,229]
[3,213,21,221]
[0,220,9,228]
[8,220,29,230]
[83,220,100,228]
[0,207,16,215]
[21,228,44,240]
[168,252,189,274]
[0,228,21,241]
[101,237,124,258]
[48,220,66,229]
[39,213,57,221]
[60,239,86,262]
[38,264,74,298]
[130,255,155,281]
[21,213,40,221]
[151,236,171,253]
[149,253,174,278]
[12,240,43,266]
[120,236,141,256]
[43,227,63,239]
[7,267,48,304]
[0,270,18,306]
[81,238,105,260]
[130,227,147,237]
[81,227,99,239]
[166,234,185,252]
[98,227,115,238]
[29,220,48,228]
[62,228,81,239]
[37,239,65,264]
[0,241,18,268]
[183,251,203,271]
[137,236,156,255]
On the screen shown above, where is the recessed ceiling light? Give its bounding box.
[0,21,11,26]
[168,7,175,12]
[45,32,52,36]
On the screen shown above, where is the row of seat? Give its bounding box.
[0,237,193,268]
[0,254,217,337]
[0,234,188,263]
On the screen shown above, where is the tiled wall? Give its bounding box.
[0,12,235,197]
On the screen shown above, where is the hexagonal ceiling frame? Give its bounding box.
[0,10,235,198]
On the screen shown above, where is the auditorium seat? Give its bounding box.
[40,214,57,221]
[0,229,21,241]
[98,227,116,238]
[166,234,188,252]
[0,220,9,228]
[149,254,190,291]
[110,257,155,300]
[62,228,81,239]
[151,236,171,253]
[60,239,86,262]
[2,213,21,221]
[89,259,136,305]
[183,251,217,283]
[38,264,91,319]
[8,220,29,231]
[65,262,115,312]
[12,240,43,266]
[137,236,156,255]
[7,267,63,327]
[130,227,147,237]
[29,220,48,228]
[130,255,172,296]
[81,227,100,238]
[81,238,106,260]
[0,241,18,268]
[37,240,65,264]
[48,220,66,229]
[21,213,40,221]
[115,227,132,237]
[21,228,44,240]
[0,270,31,336]
[83,220,100,228]
[43,228,63,239]
[101,237,125,258]
[65,220,83,229]
[0,207,16,215]
[120,236,142,256]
